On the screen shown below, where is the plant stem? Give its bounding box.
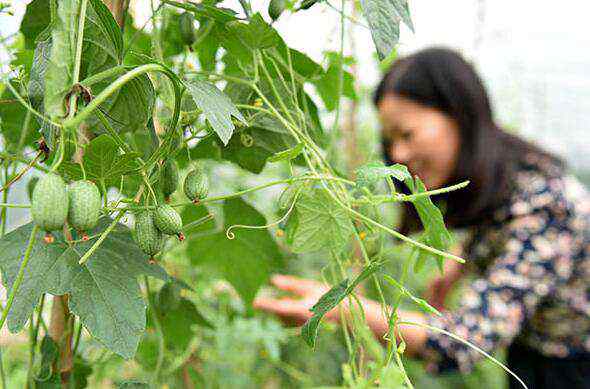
[73,0,88,84]
[63,64,179,130]
[0,203,30,209]
[398,321,528,389]
[79,65,126,87]
[0,152,50,173]
[77,210,125,265]
[0,225,38,332]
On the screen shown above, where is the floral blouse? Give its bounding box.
[422,153,590,373]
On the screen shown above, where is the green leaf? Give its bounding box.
[301,261,384,347]
[154,295,213,351]
[355,162,411,188]
[20,0,52,49]
[0,219,168,359]
[313,53,357,111]
[226,13,280,50]
[268,0,287,20]
[184,79,246,145]
[164,0,238,23]
[186,198,283,307]
[44,0,123,118]
[407,177,453,267]
[360,0,401,60]
[60,134,141,187]
[0,85,39,152]
[268,142,304,163]
[33,336,58,382]
[91,74,156,134]
[391,0,414,31]
[289,187,354,253]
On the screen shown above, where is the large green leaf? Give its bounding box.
[226,13,281,50]
[60,134,140,187]
[313,53,357,111]
[0,218,168,359]
[289,187,354,253]
[44,0,123,118]
[301,261,384,347]
[184,79,246,145]
[407,177,453,269]
[0,84,39,152]
[20,0,52,49]
[90,74,155,134]
[186,198,283,307]
[360,0,401,60]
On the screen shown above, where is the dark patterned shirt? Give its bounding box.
[422,153,590,373]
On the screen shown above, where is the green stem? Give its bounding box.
[0,225,38,332]
[62,64,178,130]
[79,65,126,88]
[73,0,88,84]
[398,321,528,389]
[0,152,50,173]
[353,180,470,205]
[0,203,30,209]
[3,80,61,128]
[77,211,125,265]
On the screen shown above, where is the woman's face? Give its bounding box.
[378,94,461,189]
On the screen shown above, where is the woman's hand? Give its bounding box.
[256,274,431,356]
[253,275,342,326]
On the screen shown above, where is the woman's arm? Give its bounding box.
[254,275,430,356]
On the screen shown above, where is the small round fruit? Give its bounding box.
[68,180,101,239]
[161,160,179,202]
[135,211,166,263]
[31,173,68,243]
[183,168,208,203]
[154,204,184,241]
[179,12,196,47]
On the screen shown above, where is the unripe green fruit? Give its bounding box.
[161,160,179,202]
[183,168,208,203]
[135,211,166,262]
[179,12,196,47]
[31,173,68,241]
[154,204,184,240]
[67,180,101,238]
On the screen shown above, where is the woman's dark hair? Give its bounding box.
[374,47,564,231]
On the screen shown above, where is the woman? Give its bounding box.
[254,47,590,388]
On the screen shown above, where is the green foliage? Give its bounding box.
[44,0,122,118]
[0,218,168,358]
[355,161,411,188]
[186,198,284,307]
[184,78,246,145]
[0,1,491,387]
[288,187,354,253]
[301,261,384,347]
[60,134,140,187]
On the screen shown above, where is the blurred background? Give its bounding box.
[1,0,589,387]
